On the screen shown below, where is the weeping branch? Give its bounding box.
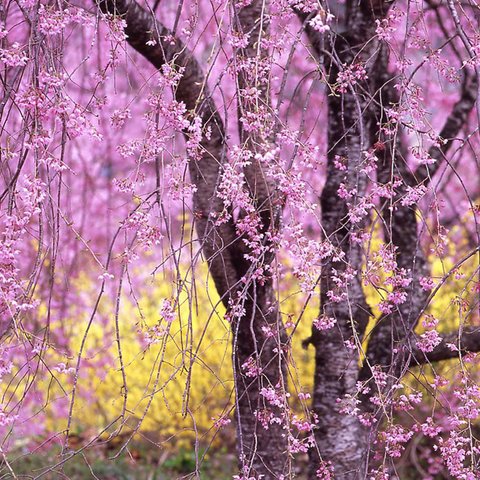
[96,2,290,477]
[96,0,243,303]
[414,70,478,185]
[411,327,480,366]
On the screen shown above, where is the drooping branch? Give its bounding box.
[96,2,290,477]
[234,0,280,233]
[361,56,478,381]
[96,0,243,304]
[228,2,289,477]
[411,327,480,366]
[414,70,478,185]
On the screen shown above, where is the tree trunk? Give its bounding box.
[94,1,289,477]
[309,44,373,478]
[233,282,289,478]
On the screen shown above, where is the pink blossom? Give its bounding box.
[381,424,414,457]
[308,12,334,33]
[400,185,428,207]
[241,357,262,378]
[313,315,337,331]
[212,415,231,429]
[420,276,435,290]
[110,108,131,129]
[0,43,28,67]
[417,330,442,353]
[337,63,368,93]
[316,461,334,479]
[160,299,176,323]
[421,417,442,437]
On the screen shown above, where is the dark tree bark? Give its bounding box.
[95,1,288,477]
[95,1,480,478]
[231,2,289,477]
[300,1,479,478]
[305,5,384,478]
[309,55,373,480]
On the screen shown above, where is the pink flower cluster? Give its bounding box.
[337,63,368,93]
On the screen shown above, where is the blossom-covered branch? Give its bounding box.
[96,0,242,303]
[411,327,480,365]
[415,70,478,185]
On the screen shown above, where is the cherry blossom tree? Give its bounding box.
[1,0,480,479]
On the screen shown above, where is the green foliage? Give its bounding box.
[3,445,236,480]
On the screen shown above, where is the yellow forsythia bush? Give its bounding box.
[35,224,476,452]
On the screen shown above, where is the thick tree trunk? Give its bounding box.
[309,48,373,478]
[95,2,288,477]
[305,4,387,475]
[233,282,289,478]
[309,30,474,476]
[230,2,289,477]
